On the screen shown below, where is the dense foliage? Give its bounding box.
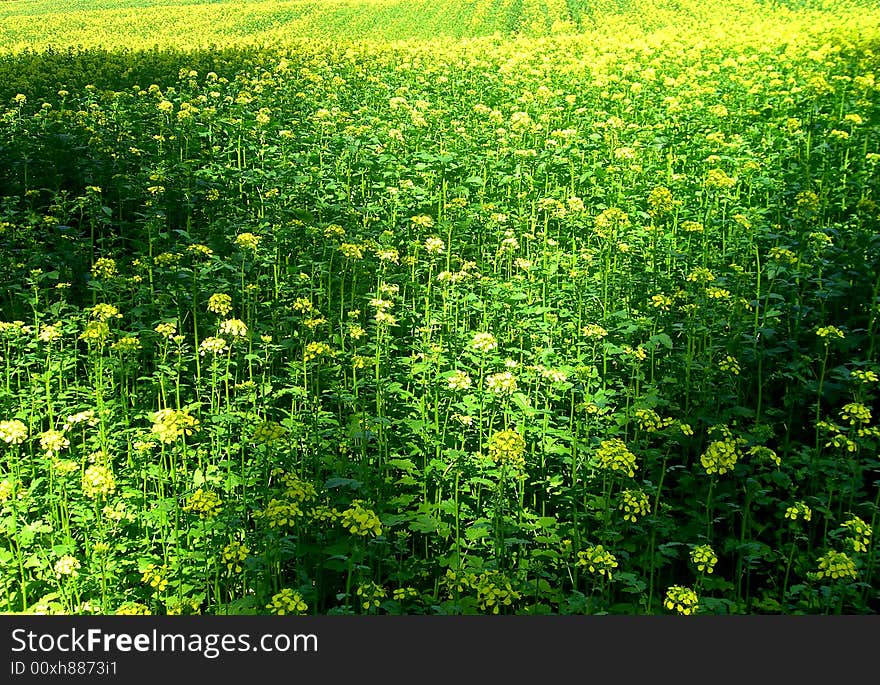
[0,0,878,615]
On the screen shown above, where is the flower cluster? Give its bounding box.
[219,318,248,338]
[485,371,518,395]
[815,550,858,581]
[581,324,608,339]
[267,589,308,615]
[634,408,672,432]
[256,498,303,528]
[840,403,871,427]
[91,257,117,280]
[222,541,250,573]
[149,408,200,443]
[593,438,638,477]
[446,370,472,390]
[474,572,520,614]
[471,332,497,353]
[619,489,651,522]
[0,419,27,445]
[841,516,872,553]
[785,501,812,522]
[183,489,222,518]
[340,500,382,537]
[115,602,151,615]
[141,563,169,592]
[39,429,69,457]
[392,587,420,602]
[748,445,781,467]
[647,185,675,218]
[816,325,844,340]
[576,545,618,579]
[690,545,718,574]
[718,355,740,375]
[275,471,318,504]
[199,336,229,356]
[356,581,387,612]
[699,436,743,476]
[303,341,334,361]
[0,479,14,502]
[207,293,233,316]
[79,321,110,345]
[54,555,81,578]
[234,232,262,251]
[487,429,527,470]
[664,586,699,615]
[82,465,116,499]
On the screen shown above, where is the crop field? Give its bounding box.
[0,0,878,616]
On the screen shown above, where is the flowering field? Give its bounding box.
[0,0,878,615]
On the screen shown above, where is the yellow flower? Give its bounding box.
[815,550,857,580]
[471,332,497,352]
[594,207,629,238]
[704,169,735,190]
[219,318,248,338]
[841,517,872,553]
[340,500,382,537]
[356,581,388,611]
[447,370,473,391]
[54,555,80,578]
[90,303,121,321]
[340,243,364,260]
[412,215,435,229]
[690,544,718,574]
[222,541,250,573]
[650,294,673,311]
[39,429,69,456]
[267,588,308,615]
[594,438,638,477]
[141,563,169,592]
[647,186,674,218]
[634,408,672,432]
[91,257,117,279]
[0,419,27,445]
[699,436,743,476]
[154,322,177,338]
[488,429,527,469]
[485,371,518,395]
[199,336,229,356]
[0,479,15,502]
[79,321,110,345]
[840,403,871,426]
[303,341,333,361]
[816,325,844,340]
[576,545,618,579]
[581,324,608,340]
[718,355,740,375]
[424,236,445,254]
[256,498,303,528]
[115,602,151,615]
[111,336,141,353]
[82,465,116,499]
[235,232,262,251]
[183,488,222,518]
[207,293,233,316]
[784,501,812,522]
[149,408,200,443]
[252,420,286,443]
[619,489,651,522]
[664,585,699,615]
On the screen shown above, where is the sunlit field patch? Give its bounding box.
[0,0,878,615]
